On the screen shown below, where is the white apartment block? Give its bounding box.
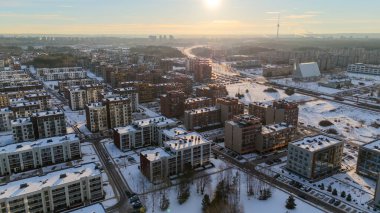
[347,63,380,75]
[31,110,67,139]
[0,108,13,132]
[287,135,344,179]
[0,163,103,213]
[0,134,81,175]
[113,116,177,151]
[68,87,87,111]
[36,67,87,81]
[85,102,108,133]
[11,118,35,143]
[9,101,41,118]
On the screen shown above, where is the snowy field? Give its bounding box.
[226,82,314,104]
[141,168,324,213]
[0,131,14,146]
[271,78,341,95]
[299,100,380,142]
[63,106,91,135]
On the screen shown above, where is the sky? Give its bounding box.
[0,0,380,35]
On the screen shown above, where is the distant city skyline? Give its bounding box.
[1,0,380,35]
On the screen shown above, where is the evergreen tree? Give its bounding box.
[332,188,338,196]
[285,195,297,209]
[346,194,352,202]
[327,185,332,192]
[341,191,346,198]
[320,183,325,190]
[160,193,170,211]
[202,194,211,212]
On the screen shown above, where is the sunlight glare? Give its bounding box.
[205,0,221,9]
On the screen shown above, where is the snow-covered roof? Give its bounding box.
[185,107,219,115]
[141,147,171,161]
[114,125,137,134]
[0,107,11,113]
[10,101,39,107]
[86,102,104,108]
[0,134,79,155]
[11,117,32,125]
[162,127,187,139]
[362,140,380,152]
[165,132,210,151]
[0,163,100,200]
[294,62,321,78]
[292,135,342,152]
[68,204,106,213]
[133,116,176,128]
[262,123,293,134]
[32,110,63,117]
[185,97,211,104]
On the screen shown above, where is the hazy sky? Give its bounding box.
[1,0,379,35]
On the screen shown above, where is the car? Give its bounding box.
[129,196,140,203]
[333,200,341,206]
[328,198,335,204]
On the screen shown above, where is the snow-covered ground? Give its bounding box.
[63,106,91,135]
[299,100,380,142]
[87,69,104,82]
[43,80,59,89]
[142,168,324,213]
[226,82,313,104]
[0,131,14,146]
[238,68,263,77]
[271,78,341,95]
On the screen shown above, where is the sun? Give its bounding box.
[205,0,221,9]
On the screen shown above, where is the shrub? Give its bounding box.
[319,120,334,127]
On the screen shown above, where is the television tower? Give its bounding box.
[277,14,280,39]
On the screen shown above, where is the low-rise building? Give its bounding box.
[0,108,13,132]
[347,63,380,76]
[0,134,80,175]
[224,115,262,154]
[11,118,35,142]
[85,102,108,133]
[287,135,343,179]
[0,163,103,212]
[31,110,67,139]
[113,116,177,151]
[36,67,87,81]
[356,140,380,180]
[184,107,221,130]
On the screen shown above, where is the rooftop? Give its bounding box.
[0,163,100,200]
[262,123,293,134]
[292,135,342,152]
[185,97,211,104]
[141,147,171,161]
[186,106,219,115]
[162,127,187,139]
[11,117,32,125]
[0,134,79,154]
[165,132,210,151]
[32,110,64,117]
[362,140,380,152]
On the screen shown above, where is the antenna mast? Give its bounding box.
[277,14,280,39]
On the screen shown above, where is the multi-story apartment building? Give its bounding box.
[347,63,380,75]
[103,97,132,129]
[195,84,228,104]
[11,118,35,142]
[192,59,212,83]
[184,107,221,130]
[249,100,299,126]
[0,81,43,93]
[58,78,97,93]
[24,92,51,111]
[224,115,262,154]
[113,87,139,112]
[140,132,211,183]
[0,108,13,132]
[81,84,104,104]
[0,134,81,175]
[85,102,108,133]
[31,110,67,139]
[216,97,244,123]
[113,116,177,151]
[356,140,380,180]
[159,127,187,145]
[287,135,343,179]
[36,67,87,81]
[0,163,103,213]
[0,90,46,108]
[9,101,41,118]
[256,123,296,153]
[68,87,87,110]
[160,90,186,118]
[184,97,213,111]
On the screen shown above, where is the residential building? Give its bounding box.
[224,115,262,154]
[85,102,108,133]
[81,84,104,104]
[140,148,174,183]
[159,127,187,145]
[375,175,380,208]
[9,101,41,118]
[0,163,103,212]
[256,123,296,153]
[287,135,344,179]
[0,108,13,132]
[68,87,87,110]
[113,116,176,151]
[184,97,213,110]
[356,140,380,180]
[0,134,81,175]
[216,97,244,123]
[31,110,67,139]
[103,97,132,129]
[24,92,51,111]
[36,67,87,81]
[184,107,221,130]
[160,90,186,118]
[249,100,299,126]
[11,118,35,142]
[192,58,212,82]
[58,78,97,93]
[195,84,228,104]
[113,87,139,112]
[347,63,380,75]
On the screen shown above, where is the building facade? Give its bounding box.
[11,118,35,143]
[68,87,87,111]
[36,67,87,81]
[0,108,13,132]
[216,97,244,123]
[160,90,186,118]
[31,110,67,139]
[184,107,221,130]
[356,140,380,180]
[103,97,132,129]
[347,63,380,75]
[85,102,108,133]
